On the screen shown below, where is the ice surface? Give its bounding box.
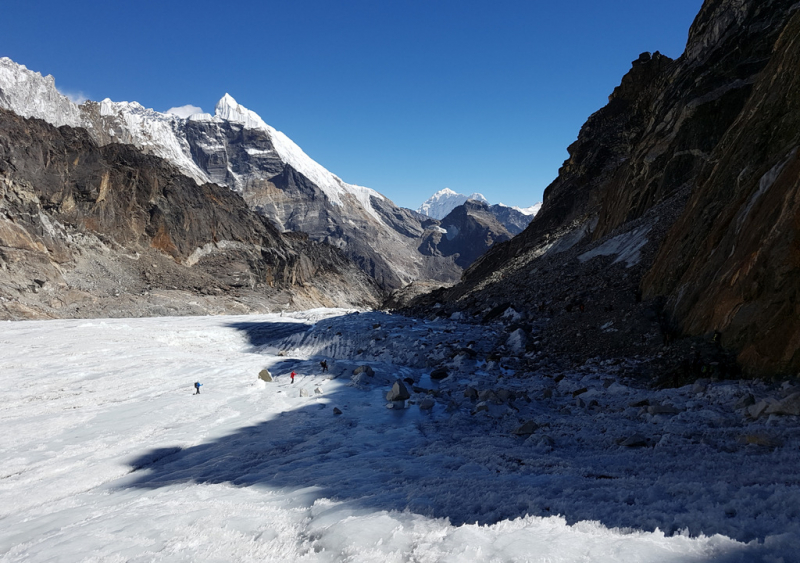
[1,311,799,562]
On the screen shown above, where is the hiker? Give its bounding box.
[290,371,296,384]
[320,360,328,373]
[194,382,202,395]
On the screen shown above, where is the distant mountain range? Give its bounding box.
[0,58,461,289]
[0,58,544,290]
[0,57,542,301]
[417,187,541,223]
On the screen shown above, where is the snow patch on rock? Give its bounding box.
[578,226,651,268]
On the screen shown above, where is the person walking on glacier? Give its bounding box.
[194,381,202,395]
[290,371,296,384]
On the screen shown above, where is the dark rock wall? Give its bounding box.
[412,0,800,377]
[434,201,513,269]
[642,9,800,375]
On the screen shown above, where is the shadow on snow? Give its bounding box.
[121,315,791,558]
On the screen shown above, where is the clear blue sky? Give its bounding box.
[4,0,703,210]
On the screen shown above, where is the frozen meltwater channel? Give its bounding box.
[0,311,798,562]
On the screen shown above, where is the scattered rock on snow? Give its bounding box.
[737,433,783,448]
[419,397,435,410]
[258,369,273,382]
[314,387,323,395]
[748,400,771,419]
[620,434,649,448]
[464,386,478,400]
[572,387,588,398]
[512,420,539,436]
[430,367,449,380]
[735,393,756,409]
[353,365,375,377]
[352,372,372,385]
[478,389,502,404]
[300,388,310,398]
[386,379,411,401]
[506,329,527,354]
[496,389,516,402]
[765,392,800,416]
[333,407,342,415]
[647,404,681,415]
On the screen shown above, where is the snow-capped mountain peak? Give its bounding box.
[213,93,383,211]
[215,93,268,131]
[417,188,488,220]
[0,57,82,128]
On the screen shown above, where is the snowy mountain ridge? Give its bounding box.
[0,57,463,289]
[417,188,488,220]
[0,57,381,212]
[418,188,541,221]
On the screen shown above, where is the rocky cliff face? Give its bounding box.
[0,109,381,319]
[409,0,800,378]
[418,200,514,269]
[642,5,800,376]
[0,61,462,290]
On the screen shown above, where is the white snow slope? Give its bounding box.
[1,311,799,562]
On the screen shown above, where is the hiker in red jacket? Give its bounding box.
[290,371,296,384]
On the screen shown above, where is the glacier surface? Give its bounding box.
[1,311,798,561]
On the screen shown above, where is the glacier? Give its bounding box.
[1,310,798,561]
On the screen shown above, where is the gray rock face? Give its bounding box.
[258,369,273,382]
[419,200,514,269]
[485,204,534,235]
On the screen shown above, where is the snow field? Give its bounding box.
[1,311,798,562]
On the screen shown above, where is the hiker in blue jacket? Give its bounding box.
[194,382,202,395]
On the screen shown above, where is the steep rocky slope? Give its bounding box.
[0,109,381,319]
[0,61,461,290]
[418,200,515,269]
[409,0,800,379]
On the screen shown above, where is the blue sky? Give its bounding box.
[4,0,702,210]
